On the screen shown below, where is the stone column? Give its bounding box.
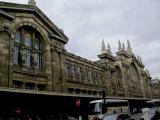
[140,71,146,98]
[8,32,15,88]
[0,30,10,87]
[125,65,132,97]
[60,49,66,92]
[45,45,52,91]
[124,65,130,97]
[50,46,65,92]
[101,66,113,96]
[50,46,57,92]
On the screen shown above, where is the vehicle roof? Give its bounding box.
[90,99,128,104]
[147,99,160,103]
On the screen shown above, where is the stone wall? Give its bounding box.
[0,1,158,99]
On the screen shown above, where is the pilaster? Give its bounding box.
[50,45,65,92]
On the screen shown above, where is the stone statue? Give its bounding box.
[20,48,26,65]
[28,0,36,6]
[32,53,38,66]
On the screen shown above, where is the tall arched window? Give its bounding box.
[65,63,69,78]
[129,63,141,93]
[78,67,82,81]
[71,65,76,80]
[13,26,43,70]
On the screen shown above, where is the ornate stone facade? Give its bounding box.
[0,1,159,99]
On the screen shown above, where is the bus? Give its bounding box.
[146,99,160,114]
[146,99,160,109]
[88,99,130,119]
[140,99,160,120]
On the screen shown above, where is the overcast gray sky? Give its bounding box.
[1,0,160,79]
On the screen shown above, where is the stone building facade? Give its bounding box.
[0,1,159,99]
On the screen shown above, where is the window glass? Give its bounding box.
[25,33,32,46]
[14,46,20,65]
[65,63,69,77]
[72,65,76,80]
[14,27,43,70]
[37,53,42,69]
[15,31,21,43]
[24,49,31,67]
[35,38,41,50]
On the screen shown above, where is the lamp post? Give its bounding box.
[102,90,106,114]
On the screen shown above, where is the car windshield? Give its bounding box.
[146,102,155,108]
[88,102,102,114]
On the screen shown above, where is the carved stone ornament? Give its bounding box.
[0,25,10,34]
[127,40,132,54]
[28,0,36,6]
[32,53,38,66]
[122,61,126,67]
[56,47,62,54]
[20,48,26,65]
[118,40,122,52]
[101,39,107,54]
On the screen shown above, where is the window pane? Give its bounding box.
[24,49,31,67]
[25,33,32,46]
[35,38,41,50]
[14,46,20,64]
[34,53,42,69]
[65,63,69,77]
[14,27,43,70]
[15,31,21,43]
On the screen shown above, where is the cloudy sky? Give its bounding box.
[1,0,160,78]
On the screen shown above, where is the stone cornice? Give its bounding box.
[0,9,14,20]
[65,52,102,68]
[0,2,68,44]
[116,51,131,58]
[98,53,116,61]
[132,54,144,68]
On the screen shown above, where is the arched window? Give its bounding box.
[78,67,82,81]
[81,67,85,81]
[85,68,88,83]
[89,70,92,83]
[65,63,69,78]
[71,65,76,80]
[129,63,141,93]
[13,26,43,70]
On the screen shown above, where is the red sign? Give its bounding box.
[76,99,81,107]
